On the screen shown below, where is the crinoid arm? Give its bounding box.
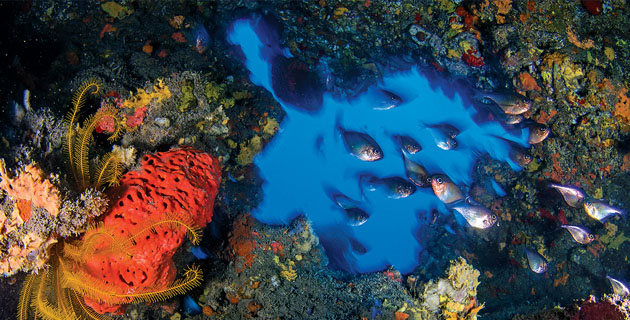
[64,79,101,187]
[63,264,203,306]
[93,152,123,189]
[17,274,36,320]
[63,222,133,263]
[126,211,203,246]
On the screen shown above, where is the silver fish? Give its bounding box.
[429,128,457,150]
[549,183,585,208]
[501,113,525,124]
[606,275,630,297]
[560,225,594,244]
[450,203,498,229]
[430,174,464,204]
[584,200,624,223]
[340,128,383,161]
[475,91,532,115]
[524,248,548,274]
[394,135,421,154]
[332,193,358,210]
[402,153,430,188]
[429,124,460,139]
[360,175,417,199]
[344,207,370,226]
[373,89,403,110]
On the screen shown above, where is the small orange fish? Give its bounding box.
[430,174,464,204]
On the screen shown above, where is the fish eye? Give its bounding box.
[436,177,443,183]
[589,234,594,240]
[491,214,497,221]
[426,177,432,183]
[524,154,532,160]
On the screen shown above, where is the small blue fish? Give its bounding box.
[344,207,370,226]
[372,89,403,110]
[394,135,421,154]
[330,192,370,226]
[549,183,585,208]
[584,199,624,223]
[429,123,460,139]
[428,128,457,150]
[360,175,417,199]
[339,127,383,161]
[402,152,430,188]
[331,193,359,209]
[560,225,594,244]
[524,247,548,274]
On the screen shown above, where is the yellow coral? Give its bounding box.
[494,0,512,24]
[421,257,483,320]
[261,117,279,138]
[101,1,133,19]
[0,160,61,218]
[123,79,172,110]
[236,136,262,166]
[542,52,584,91]
[273,256,297,281]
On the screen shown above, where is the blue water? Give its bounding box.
[228,15,529,274]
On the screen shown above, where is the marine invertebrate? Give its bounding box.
[64,79,124,191]
[18,147,221,318]
[228,16,530,273]
[421,257,483,319]
[0,160,60,220]
[0,161,63,276]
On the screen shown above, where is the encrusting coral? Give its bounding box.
[0,159,61,220]
[0,160,62,276]
[418,257,484,320]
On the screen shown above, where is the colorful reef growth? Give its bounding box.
[228,15,530,273]
[18,146,222,318]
